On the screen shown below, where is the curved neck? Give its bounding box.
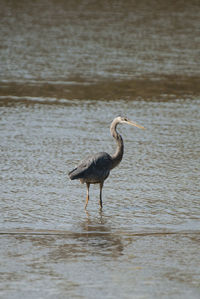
[110,118,124,169]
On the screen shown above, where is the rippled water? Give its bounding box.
[1,98,200,298]
[0,0,200,101]
[1,0,200,298]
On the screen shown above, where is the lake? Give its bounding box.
[0,0,200,298]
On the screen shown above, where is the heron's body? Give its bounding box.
[69,152,112,184]
[68,116,144,209]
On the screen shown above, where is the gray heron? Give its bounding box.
[68,116,144,209]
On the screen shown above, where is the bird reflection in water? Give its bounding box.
[49,212,123,261]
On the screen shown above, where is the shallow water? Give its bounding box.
[1,98,200,298]
[0,0,200,298]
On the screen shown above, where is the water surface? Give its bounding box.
[0,0,200,298]
[1,98,200,298]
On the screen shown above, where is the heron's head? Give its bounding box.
[117,116,145,129]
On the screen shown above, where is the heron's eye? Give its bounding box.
[124,118,127,121]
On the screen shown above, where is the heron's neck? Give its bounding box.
[110,119,124,169]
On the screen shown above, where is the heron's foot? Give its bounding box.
[85,194,89,210]
[85,200,88,210]
[84,209,90,218]
[99,199,103,209]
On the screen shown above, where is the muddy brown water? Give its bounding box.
[0,0,200,298]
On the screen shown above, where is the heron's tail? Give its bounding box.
[68,167,84,180]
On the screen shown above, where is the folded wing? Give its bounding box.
[68,152,113,183]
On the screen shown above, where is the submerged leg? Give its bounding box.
[99,182,104,209]
[85,183,90,209]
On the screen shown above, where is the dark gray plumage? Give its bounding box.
[69,152,112,183]
[68,116,144,209]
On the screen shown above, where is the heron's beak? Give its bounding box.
[127,120,145,129]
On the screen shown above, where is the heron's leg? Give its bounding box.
[99,182,104,209]
[85,183,90,209]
